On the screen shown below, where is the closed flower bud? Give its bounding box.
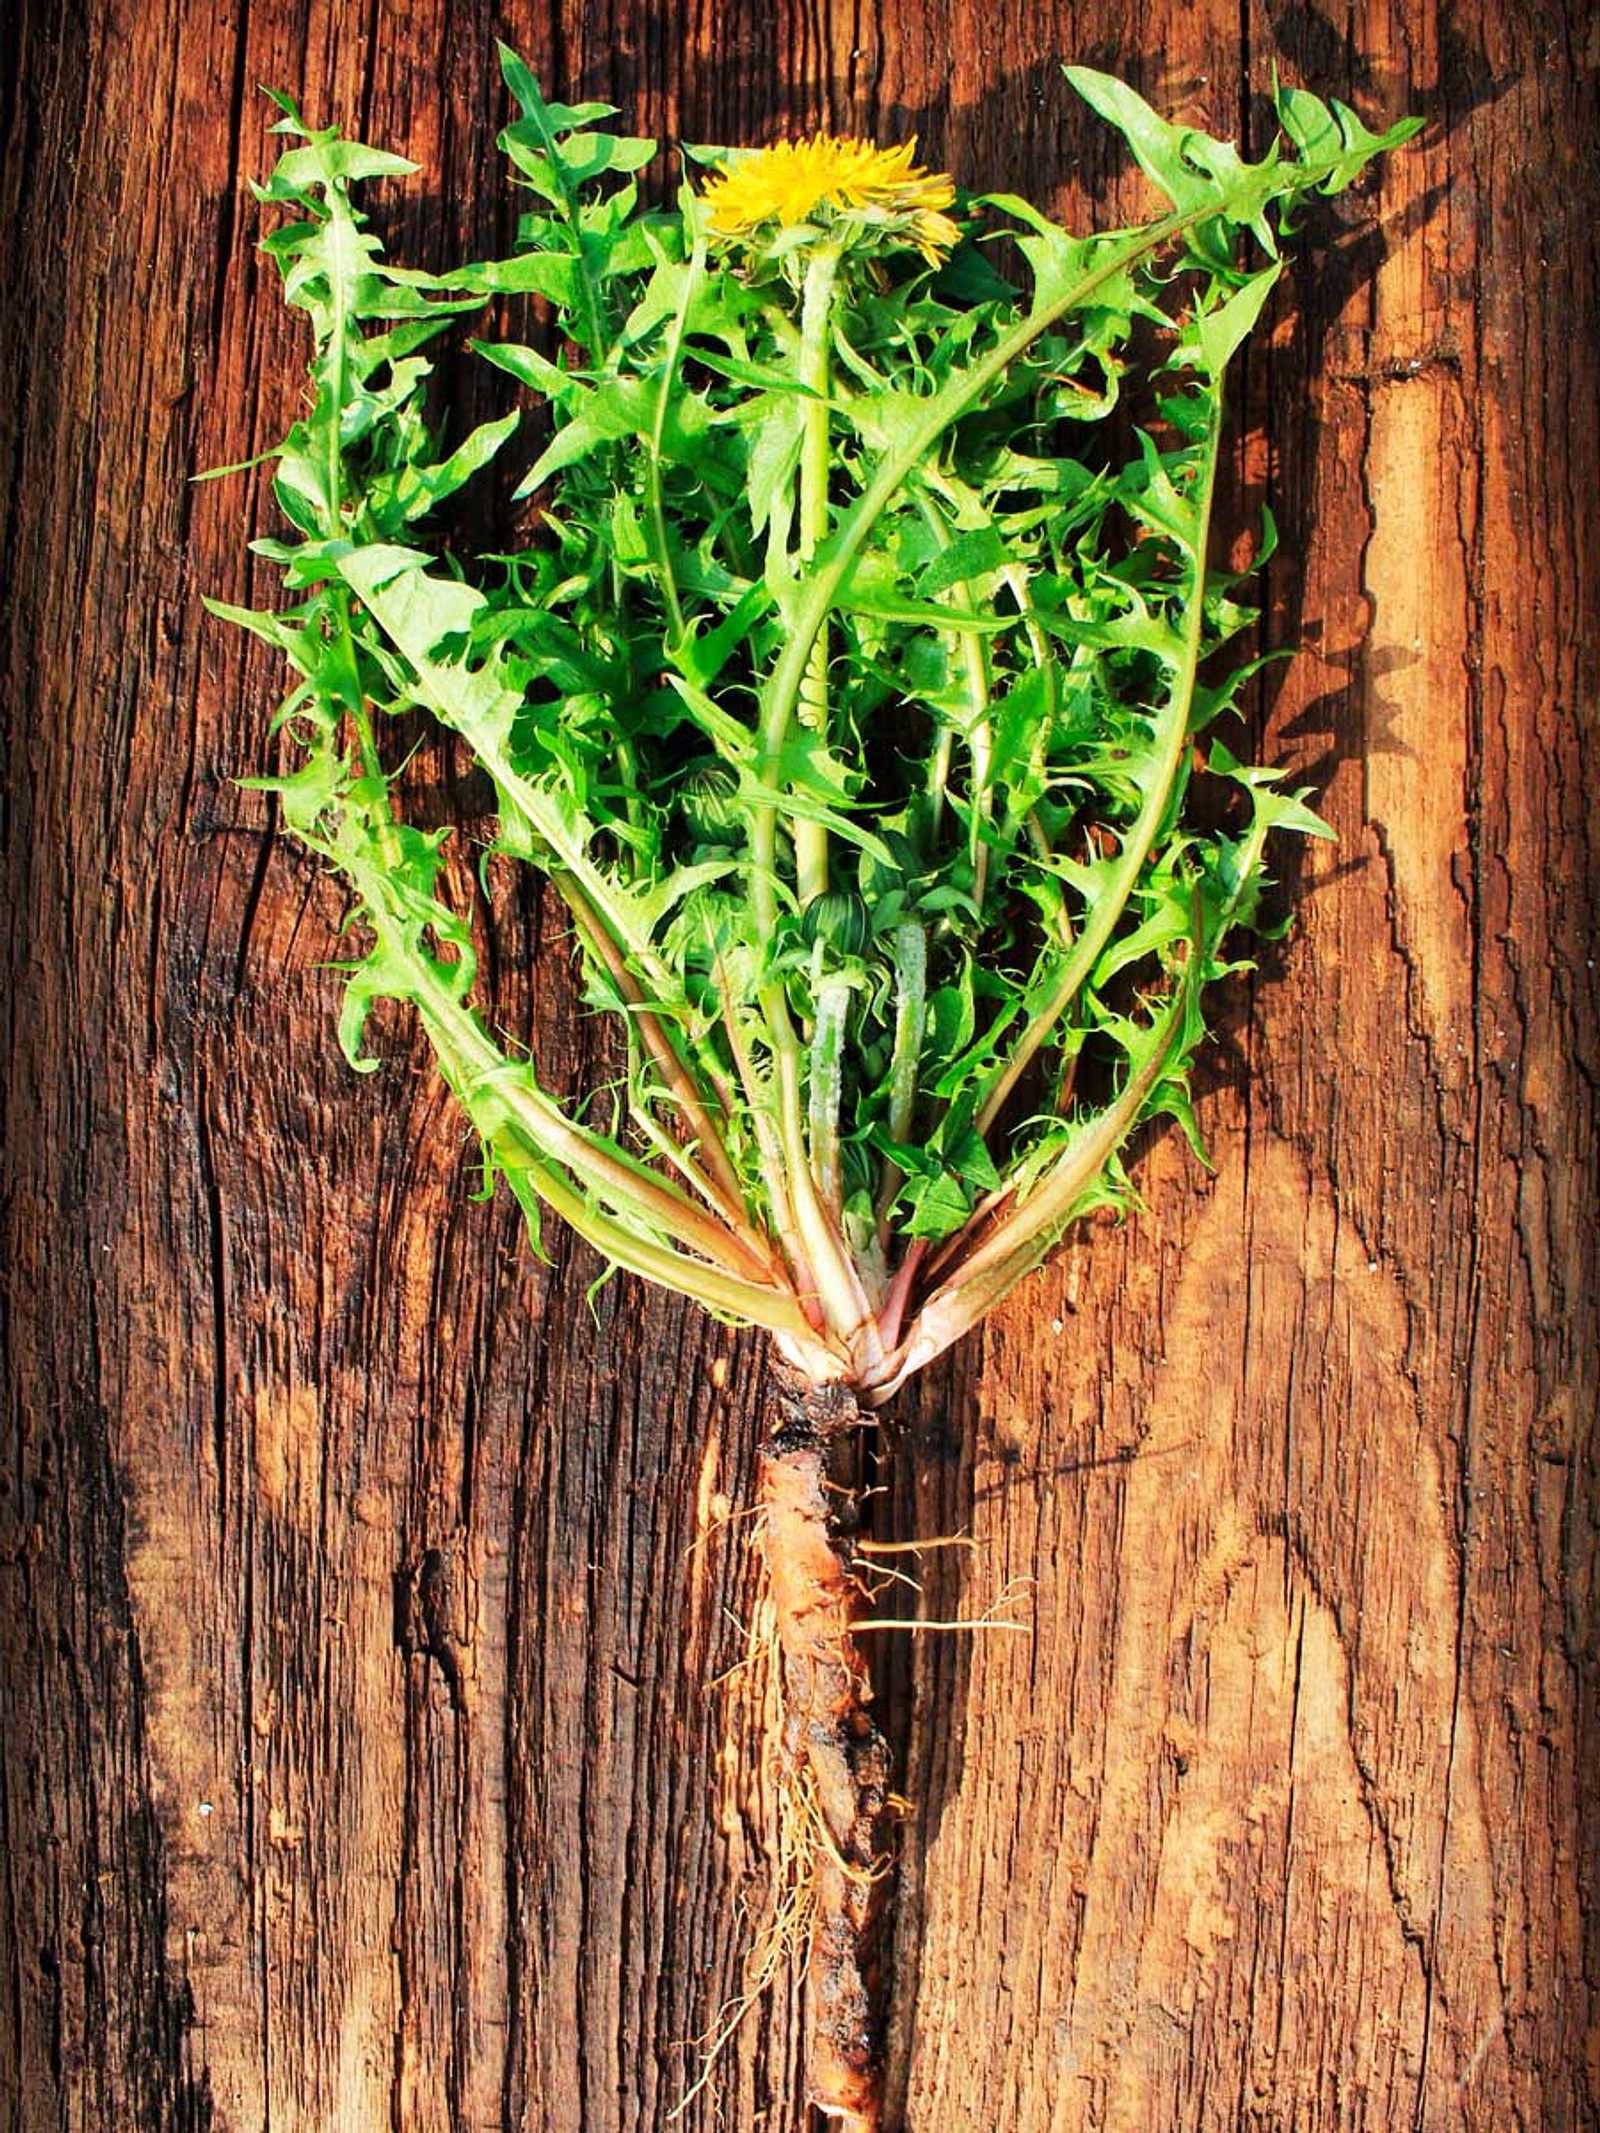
[802,890,874,958]
[680,763,741,845]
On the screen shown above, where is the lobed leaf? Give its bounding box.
[219,56,1414,1385]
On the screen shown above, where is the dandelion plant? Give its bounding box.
[214,56,1416,2129]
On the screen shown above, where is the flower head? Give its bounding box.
[699,134,959,267]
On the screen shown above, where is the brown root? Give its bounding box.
[758,1367,892,2132]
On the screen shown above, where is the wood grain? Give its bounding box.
[2,3,1594,2129]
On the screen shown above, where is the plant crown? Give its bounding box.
[213,56,1417,1397]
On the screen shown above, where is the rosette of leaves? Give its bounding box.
[213,56,1415,2130]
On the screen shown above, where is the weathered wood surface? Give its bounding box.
[2,2,1595,2128]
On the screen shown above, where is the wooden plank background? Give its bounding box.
[2,3,1595,2129]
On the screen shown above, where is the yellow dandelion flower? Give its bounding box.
[700,134,960,265]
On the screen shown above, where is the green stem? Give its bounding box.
[925,725,954,852]
[807,975,852,1215]
[520,97,609,362]
[318,180,359,528]
[912,493,995,910]
[874,922,928,1227]
[712,954,822,1315]
[795,245,843,907]
[329,592,414,891]
[644,230,706,644]
[770,1010,879,1346]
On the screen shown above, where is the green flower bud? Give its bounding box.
[802,890,873,959]
[680,763,741,846]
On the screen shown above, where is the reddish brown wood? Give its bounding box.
[2,4,1595,2130]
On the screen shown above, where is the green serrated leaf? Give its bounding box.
[1193,262,1282,379]
[1063,68,1213,214]
[220,53,1416,1383]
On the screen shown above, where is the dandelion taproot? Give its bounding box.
[699,133,960,263]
